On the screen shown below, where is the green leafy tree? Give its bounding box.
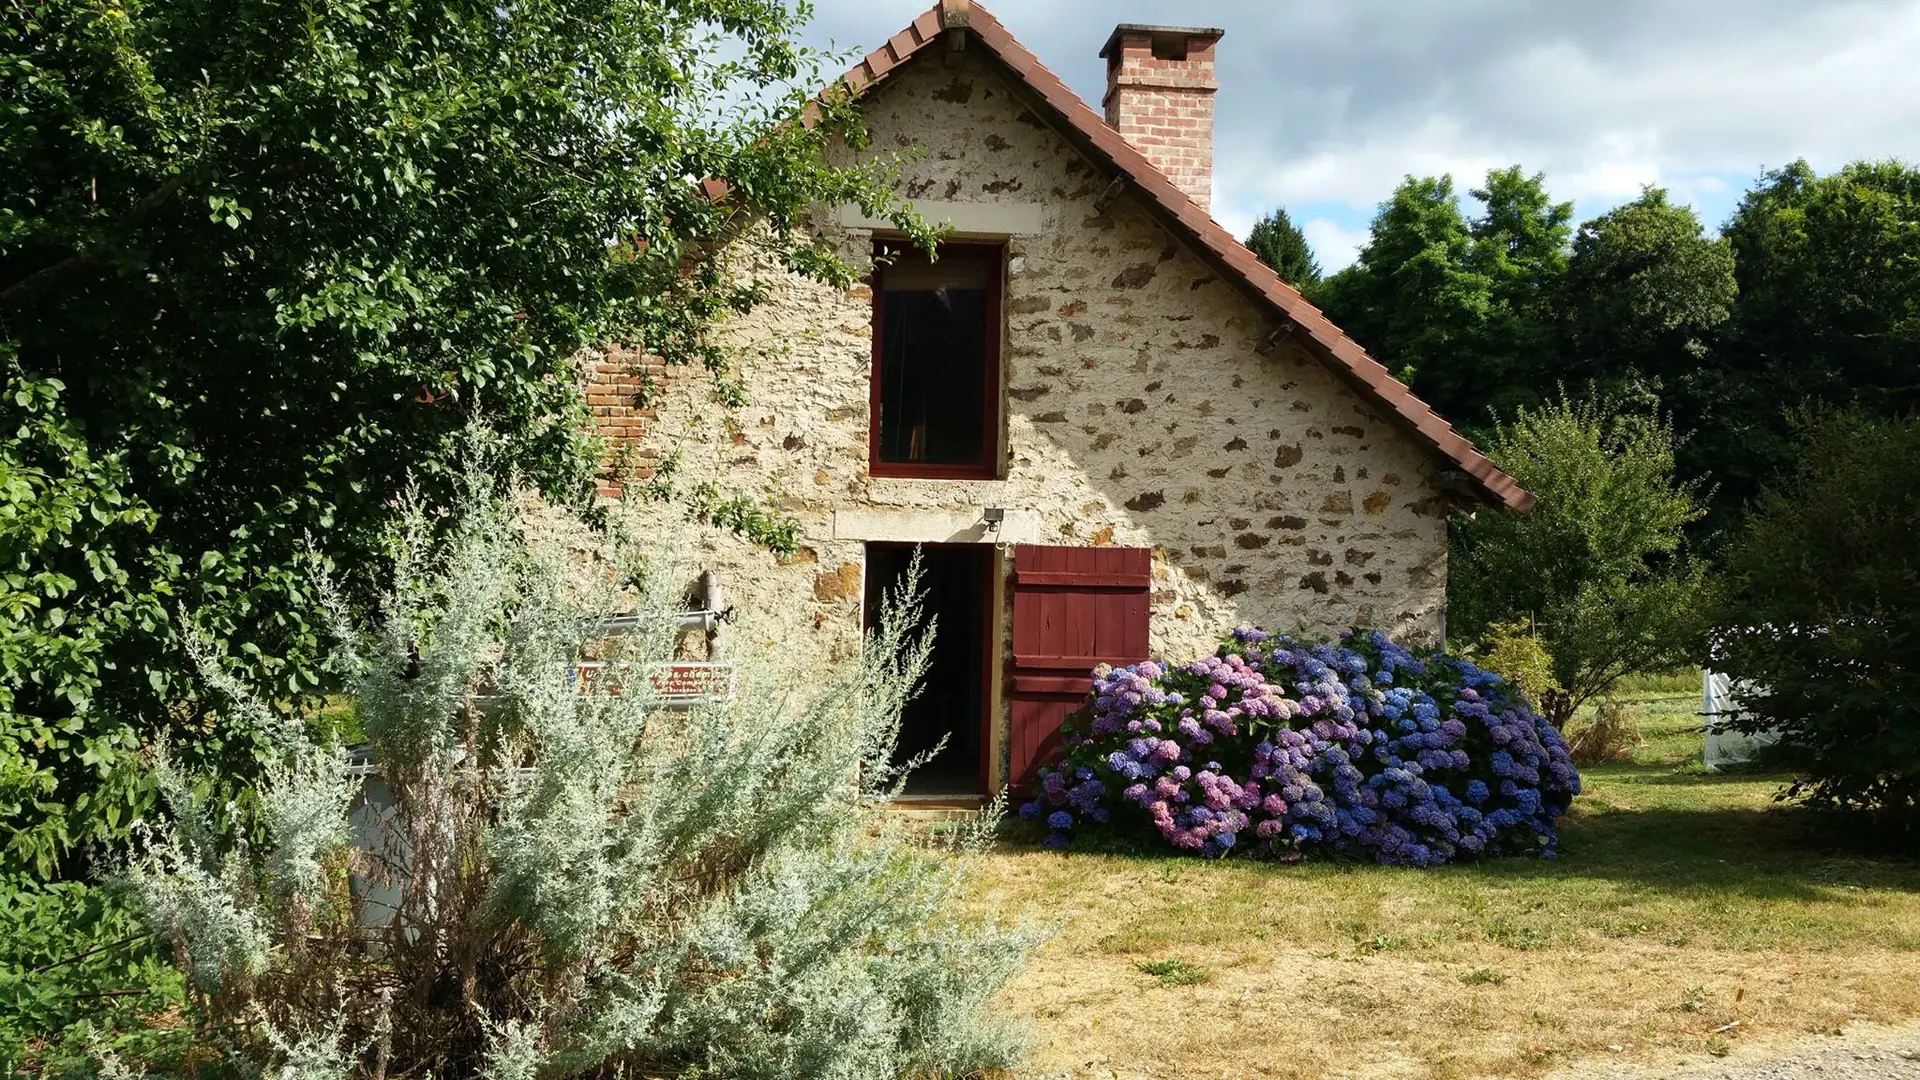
[1450,395,1711,728]
[1712,413,1920,839]
[1314,175,1488,402]
[1469,167,1573,284]
[1560,187,1737,384]
[1690,160,1920,527]
[1315,168,1569,425]
[1246,207,1321,287]
[1277,155,1917,553]
[1467,166,1573,396]
[1554,186,1739,507]
[0,0,919,881]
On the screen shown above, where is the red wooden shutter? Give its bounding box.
[1008,545,1152,793]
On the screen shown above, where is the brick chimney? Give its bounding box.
[1101,24,1225,211]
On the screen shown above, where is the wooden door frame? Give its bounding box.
[862,541,998,799]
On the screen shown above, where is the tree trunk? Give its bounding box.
[1541,688,1577,730]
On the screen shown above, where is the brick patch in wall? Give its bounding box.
[587,347,667,497]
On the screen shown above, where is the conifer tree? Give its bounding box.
[1247,207,1322,288]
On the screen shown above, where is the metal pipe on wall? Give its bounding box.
[702,569,726,661]
[599,570,727,660]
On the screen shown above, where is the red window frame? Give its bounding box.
[868,239,1005,480]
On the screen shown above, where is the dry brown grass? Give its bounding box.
[1567,698,1645,766]
[966,694,1920,1079]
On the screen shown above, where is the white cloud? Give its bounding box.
[1555,132,1665,203]
[1213,0,1920,223]
[1222,115,1510,212]
[1301,219,1372,275]
[801,0,1920,244]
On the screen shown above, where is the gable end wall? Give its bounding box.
[607,50,1454,779]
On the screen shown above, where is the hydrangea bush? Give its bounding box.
[1020,629,1580,866]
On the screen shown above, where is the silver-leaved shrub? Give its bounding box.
[115,474,1038,1079]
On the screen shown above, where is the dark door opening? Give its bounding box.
[864,543,993,798]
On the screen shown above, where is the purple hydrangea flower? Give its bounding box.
[1029,626,1580,865]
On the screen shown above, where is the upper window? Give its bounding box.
[870,241,1003,479]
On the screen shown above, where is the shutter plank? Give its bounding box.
[1011,674,1098,696]
[1012,570,1151,587]
[1008,545,1152,795]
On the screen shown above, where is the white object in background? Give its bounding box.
[346,768,406,935]
[1701,668,1780,772]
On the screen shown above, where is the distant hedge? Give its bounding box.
[1712,413,1920,838]
[1021,629,1581,866]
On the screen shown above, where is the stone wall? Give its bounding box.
[601,48,1456,784]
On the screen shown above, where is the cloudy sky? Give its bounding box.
[795,0,1920,271]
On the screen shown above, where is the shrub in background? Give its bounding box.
[1712,412,1920,838]
[1567,700,1644,766]
[1021,630,1580,866]
[109,478,1037,1079]
[1449,395,1711,727]
[1474,619,1563,710]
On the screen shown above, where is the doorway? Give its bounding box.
[863,543,994,798]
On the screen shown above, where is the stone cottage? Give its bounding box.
[591,1,1531,800]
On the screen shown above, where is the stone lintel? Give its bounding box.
[831,508,1041,544]
[836,199,1048,237]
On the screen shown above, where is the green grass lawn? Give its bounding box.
[1555,692,1920,951]
[971,690,1920,1080]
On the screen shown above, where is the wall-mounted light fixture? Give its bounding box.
[982,506,1006,534]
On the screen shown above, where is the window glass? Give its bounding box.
[874,247,998,473]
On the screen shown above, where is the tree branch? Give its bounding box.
[0,175,187,312]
